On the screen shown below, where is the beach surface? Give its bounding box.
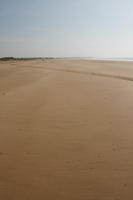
[1,59,133,200]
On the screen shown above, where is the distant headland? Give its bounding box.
[0,57,54,61]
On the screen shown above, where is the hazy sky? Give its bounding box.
[0,0,133,57]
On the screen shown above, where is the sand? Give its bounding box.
[0,59,133,200]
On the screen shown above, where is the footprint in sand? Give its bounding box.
[2,92,6,95]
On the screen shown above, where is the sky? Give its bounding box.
[0,0,133,58]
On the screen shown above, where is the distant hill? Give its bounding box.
[0,57,16,61]
[0,57,55,61]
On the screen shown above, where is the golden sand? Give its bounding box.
[0,59,133,199]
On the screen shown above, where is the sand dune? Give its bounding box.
[1,59,133,200]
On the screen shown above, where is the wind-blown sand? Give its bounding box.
[1,59,133,200]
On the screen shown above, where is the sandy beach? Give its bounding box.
[1,59,133,200]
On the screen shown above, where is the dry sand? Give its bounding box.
[0,59,133,200]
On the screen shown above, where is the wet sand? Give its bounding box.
[1,59,133,200]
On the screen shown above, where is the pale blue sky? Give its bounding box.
[0,0,133,57]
